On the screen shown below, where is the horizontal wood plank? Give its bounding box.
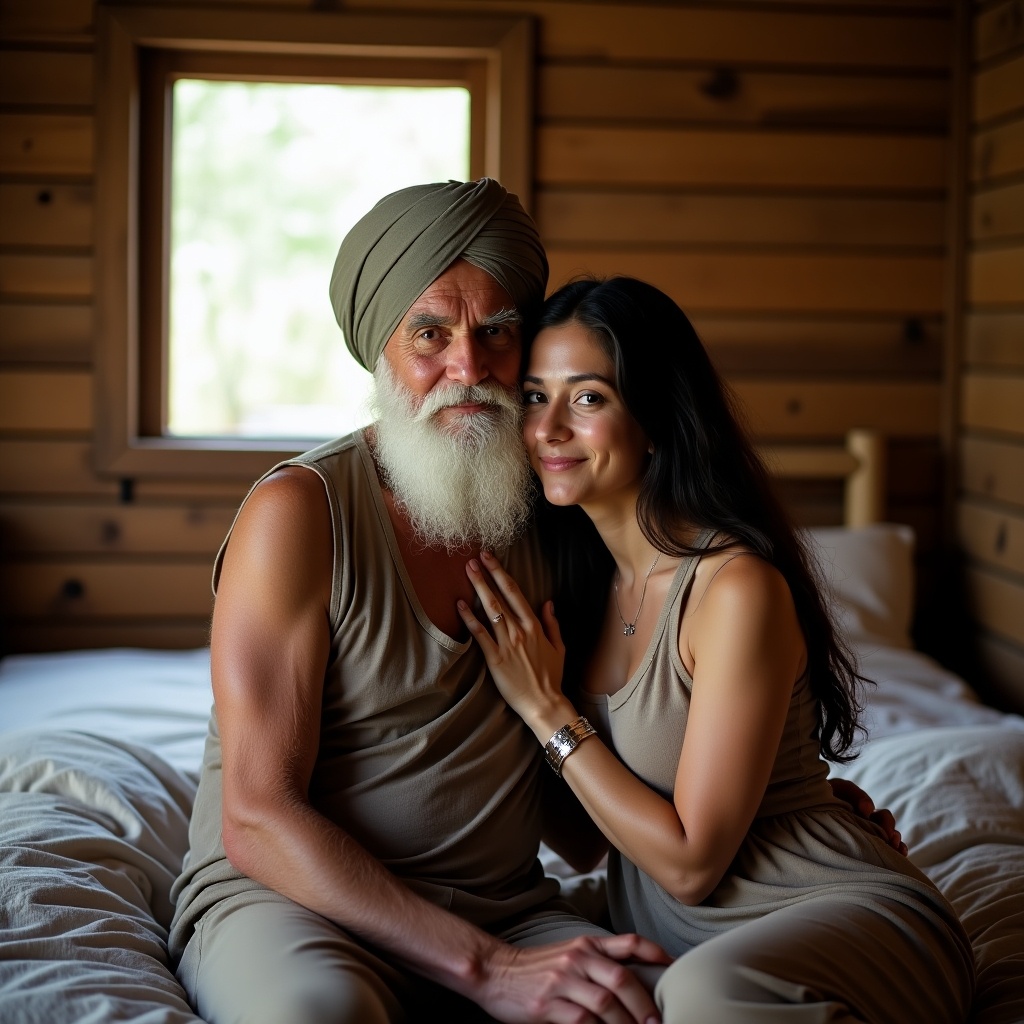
[0,561,214,618]
[965,312,1024,368]
[546,250,943,314]
[536,191,945,248]
[540,3,954,68]
[692,315,937,376]
[0,370,91,432]
[971,179,1024,241]
[965,564,1024,645]
[538,65,949,130]
[731,380,941,439]
[0,183,93,247]
[737,0,950,6]
[0,49,93,106]
[0,113,93,176]
[975,1,1024,63]
[0,501,235,555]
[973,51,1024,124]
[0,438,114,496]
[0,439,251,500]
[960,373,1024,434]
[959,434,1024,507]
[346,0,953,69]
[539,126,946,191]
[135,479,249,503]
[0,254,92,299]
[0,302,91,362]
[973,115,1024,182]
[0,0,94,40]
[1,621,211,653]
[968,245,1024,304]
[696,316,943,376]
[958,498,1024,576]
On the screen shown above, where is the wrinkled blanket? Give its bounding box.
[0,730,202,1023]
[841,725,1024,1024]
[2,720,1023,1022]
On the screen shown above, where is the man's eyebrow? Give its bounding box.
[405,310,457,331]
[523,372,615,386]
[480,308,522,327]
[402,308,522,332]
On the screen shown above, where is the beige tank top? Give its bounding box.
[170,431,557,958]
[578,530,833,816]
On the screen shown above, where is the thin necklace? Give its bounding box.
[613,553,661,636]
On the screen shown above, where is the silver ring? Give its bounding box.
[491,613,504,623]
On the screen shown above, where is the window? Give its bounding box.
[166,79,469,441]
[95,5,534,479]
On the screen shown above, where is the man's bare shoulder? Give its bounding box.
[228,465,333,577]
[243,466,327,528]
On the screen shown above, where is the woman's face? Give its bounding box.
[523,320,651,511]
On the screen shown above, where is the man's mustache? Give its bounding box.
[414,382,521,422]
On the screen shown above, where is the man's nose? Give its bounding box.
[445,333,487,385]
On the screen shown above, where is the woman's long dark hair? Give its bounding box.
[531,277,866,762]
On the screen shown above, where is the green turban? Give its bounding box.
[329,178,548,371]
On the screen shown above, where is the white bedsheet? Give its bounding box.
[855,643,1023,740]
[0,648,212,777]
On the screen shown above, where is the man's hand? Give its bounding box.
[477,933,670,1024]
[829,777,907,856]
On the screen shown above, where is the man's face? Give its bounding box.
[369,260,533,553]
[380,258,523,433]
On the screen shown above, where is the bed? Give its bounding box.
[1,432,1023,1023]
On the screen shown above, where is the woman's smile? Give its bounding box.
[537,454,586,472]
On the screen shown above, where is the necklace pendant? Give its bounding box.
[623,624,636,636]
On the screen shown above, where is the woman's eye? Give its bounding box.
[578,392,603,406]
[523,390,545,405]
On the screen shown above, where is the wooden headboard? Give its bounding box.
[758,429,886,529]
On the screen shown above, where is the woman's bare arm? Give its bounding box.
[460,550,803,906]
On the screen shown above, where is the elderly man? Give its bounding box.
[169,178,671,1024]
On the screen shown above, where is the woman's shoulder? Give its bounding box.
[689,541,795,625]
[680,539,805,677]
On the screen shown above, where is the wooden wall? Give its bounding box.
[956,0,1024,707]
[0,0,957,655]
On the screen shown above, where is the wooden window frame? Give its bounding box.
[95,4,535,480]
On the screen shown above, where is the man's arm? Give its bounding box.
[212,467,667,1023]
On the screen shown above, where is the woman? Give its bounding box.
[456,277,975,1023]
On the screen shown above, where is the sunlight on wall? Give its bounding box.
[168,80,470,439]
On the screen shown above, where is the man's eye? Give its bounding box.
[482,324,516,345]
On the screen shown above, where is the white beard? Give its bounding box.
[371,360,534,553]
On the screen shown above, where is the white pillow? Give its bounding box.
[802,524,916,650]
